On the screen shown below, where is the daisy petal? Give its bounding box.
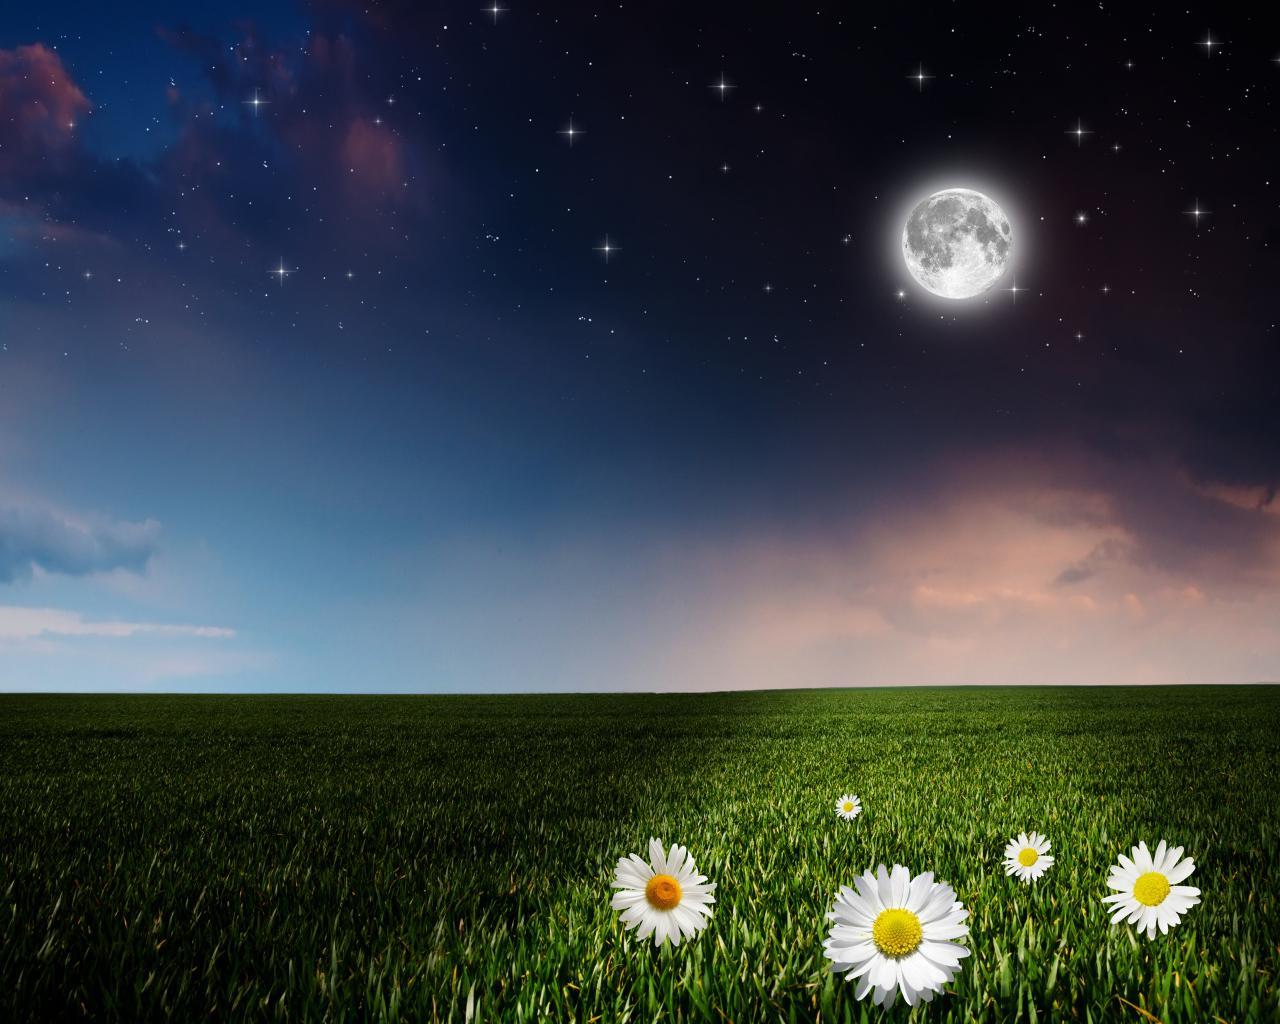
[1165,858,1196,884]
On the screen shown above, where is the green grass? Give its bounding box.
[1,687,1277,1023]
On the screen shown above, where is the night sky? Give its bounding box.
[1,1,1277,690]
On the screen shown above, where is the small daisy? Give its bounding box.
[1002,831,1054,883]
[823,863,970,1008]
[1100,839,1200,939]
[610,837,716,947]
[835,794,863,821]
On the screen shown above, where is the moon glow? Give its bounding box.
[902,188,1012,299]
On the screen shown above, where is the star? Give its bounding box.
[1075,211,1089,226]
[1101,284,1111,294]
[720,162,730,174]
[710,75,735,100]
[1197,32,1221,57]
[346,271,355,280]
[1065,119,1092,146]
[1111,142,1122,153]
[1075,331,1085,340]
[763,283,773,293]
[594,235,620,263]
[1185,199,1210,225]
[270,261,294,285]
[558,119,584,146]
[242,89,269,117]
[1004,279,1027,303]
[907,63,934,91]
[484,3,507,23]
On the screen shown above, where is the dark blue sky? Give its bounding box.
[1,1,1277,690]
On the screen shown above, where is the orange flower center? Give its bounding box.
[645,874,682,910]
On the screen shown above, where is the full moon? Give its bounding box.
[902,188,1012,299]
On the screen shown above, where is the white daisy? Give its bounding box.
[1100,839,1200,939]
[823,863,970,1008]
[610,837,716,947]
[835,794,863,821]
[1002,831,1054,883]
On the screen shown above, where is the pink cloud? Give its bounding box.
[0,44,91,177]
[153,24,433,244]
[1184,474,1279,516]
[341,118,408,201]
[657,467,1280,689]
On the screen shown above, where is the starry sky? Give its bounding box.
[1,1,1278,691]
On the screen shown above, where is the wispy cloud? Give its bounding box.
[0,606,232,639]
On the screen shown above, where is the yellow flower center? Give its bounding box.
[1133,872,1170,907]
[1018,848,1039,867]
[645,874,682,910]
[843,802,855,813]
[872,908,923,958]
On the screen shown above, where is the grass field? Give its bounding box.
[1,687,1277,1023]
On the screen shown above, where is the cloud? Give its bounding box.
[341,117,409,201]
[0,19,438,282]
[0,612,267,690]
[374,443,1280,691]
[1184,476,1279,516]
[0,44,92,180]
[0,507,161,583]
[0,605,233,639]
[159,19,433,221]
[665,458,1280,688]
[630,492,1278,690]
[1053,538,1129,586]
[0,43,151,244]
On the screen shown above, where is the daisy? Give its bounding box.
[823,863,970,1008]
[1100,839,1200,939]
[610,838,716,947]
[835,794,863,821]
[1002,831,1054,883]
